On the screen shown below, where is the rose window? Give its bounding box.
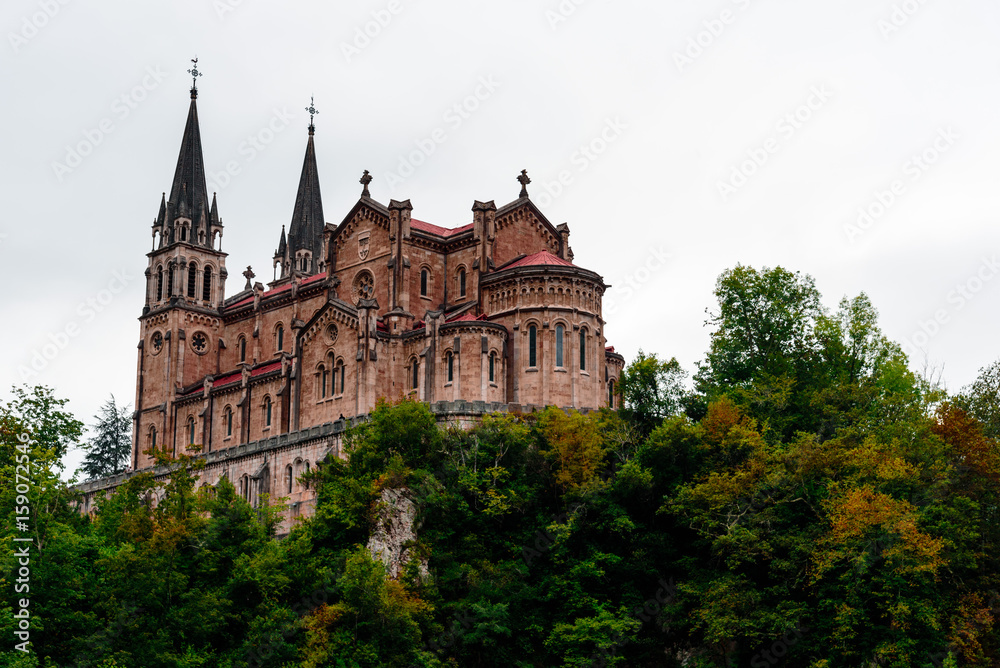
[151,331,163,354]
[353,272,375,301]
[191,332,208,354]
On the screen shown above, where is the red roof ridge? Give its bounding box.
[410,218,474,238]
[502,250,574,270]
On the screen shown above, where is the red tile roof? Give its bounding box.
[212,361,282,388]
[502,250,574,270]
[446,312,486,323]
[227,272,326,309]
[410,218,473,238]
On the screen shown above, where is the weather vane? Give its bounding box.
[305,95,319,130]
[188,57,202,91]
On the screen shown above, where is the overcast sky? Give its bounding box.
[3,0,1000,475]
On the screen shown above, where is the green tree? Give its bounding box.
[618,351,687,437]
[79,395,132,480]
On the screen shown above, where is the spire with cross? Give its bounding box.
[305,96,319,135]
[360,170,372,198]
[187,57,202,98]
[517,169,531,198]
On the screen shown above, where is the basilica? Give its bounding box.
[78,72,623,525]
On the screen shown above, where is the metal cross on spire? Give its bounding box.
[305,96,319,133]
[188,57,202,94]
[517,169,531,198]
[360,169,372,198]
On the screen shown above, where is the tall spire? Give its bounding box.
[164,58,213,247]
[285,99,325,276]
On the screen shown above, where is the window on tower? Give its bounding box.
[203,267,212,302]
[458,268,466,298]
[276,326,284,353]
[579,330,587,371]
[555,325,564,367]
[446,351,454,383]
[156,268,163,302]
[187,262,197,297]
[420,269,428,297]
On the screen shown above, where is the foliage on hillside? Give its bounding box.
[2,265,999,667]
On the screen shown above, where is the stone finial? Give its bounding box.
[517,169,531,198]
[243,266,255,290]
[360,169,372,198]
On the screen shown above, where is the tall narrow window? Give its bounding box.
[555,325,564,367]
[489,352,496,383]
[458,268,466,298]
[321,367,329,398]
[187,418,195,446]
[446,352,454,382]
[608,379,616,408]
[420,269,428,297]
[156,268,163,301]
[150,427,157,450]
[336,361,345,395]
[276,326,284,352]
[187,262,197,297]
[225,408,233,437]
[411,359,419,390]
[168,266,175,297]
[203,267,212,302]
[528,325,537,367]
[180,224,187,242]
[579,330,587,371]
[264,397,272,427]
[286,465,293,494]
[239,337,246,363]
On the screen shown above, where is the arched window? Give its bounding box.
[420,268,428,297]
[187,417,195,446]
[179,224,187,242]
[446,351,454,383]
[187,262,197,297]
[410,359,419,390]
[320,366,329,399]
[608,379,616,408]
[528,325,537,368]
[149,426,157,450]
[202,267,212,302]
[579,330,587,371]
[264,396,272,427]
[276,325,284,353]
[335,360,345,395]
[238,336,247,363]
[555,325,564,367]
[458,268,466,298]
[156,267,163,301]
[285,465,293,494]
[224,407,233,437]
[303,461,311,489]
[167,265,175,297]
[489,352,496,383]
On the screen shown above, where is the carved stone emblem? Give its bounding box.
[358,233,370,260]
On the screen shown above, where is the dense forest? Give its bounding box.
[3,265,1000,667]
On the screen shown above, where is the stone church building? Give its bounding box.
[77,76,624,528]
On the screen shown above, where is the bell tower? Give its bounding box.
[133,59,228,469]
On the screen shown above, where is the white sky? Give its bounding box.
[2,0,1000,476]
